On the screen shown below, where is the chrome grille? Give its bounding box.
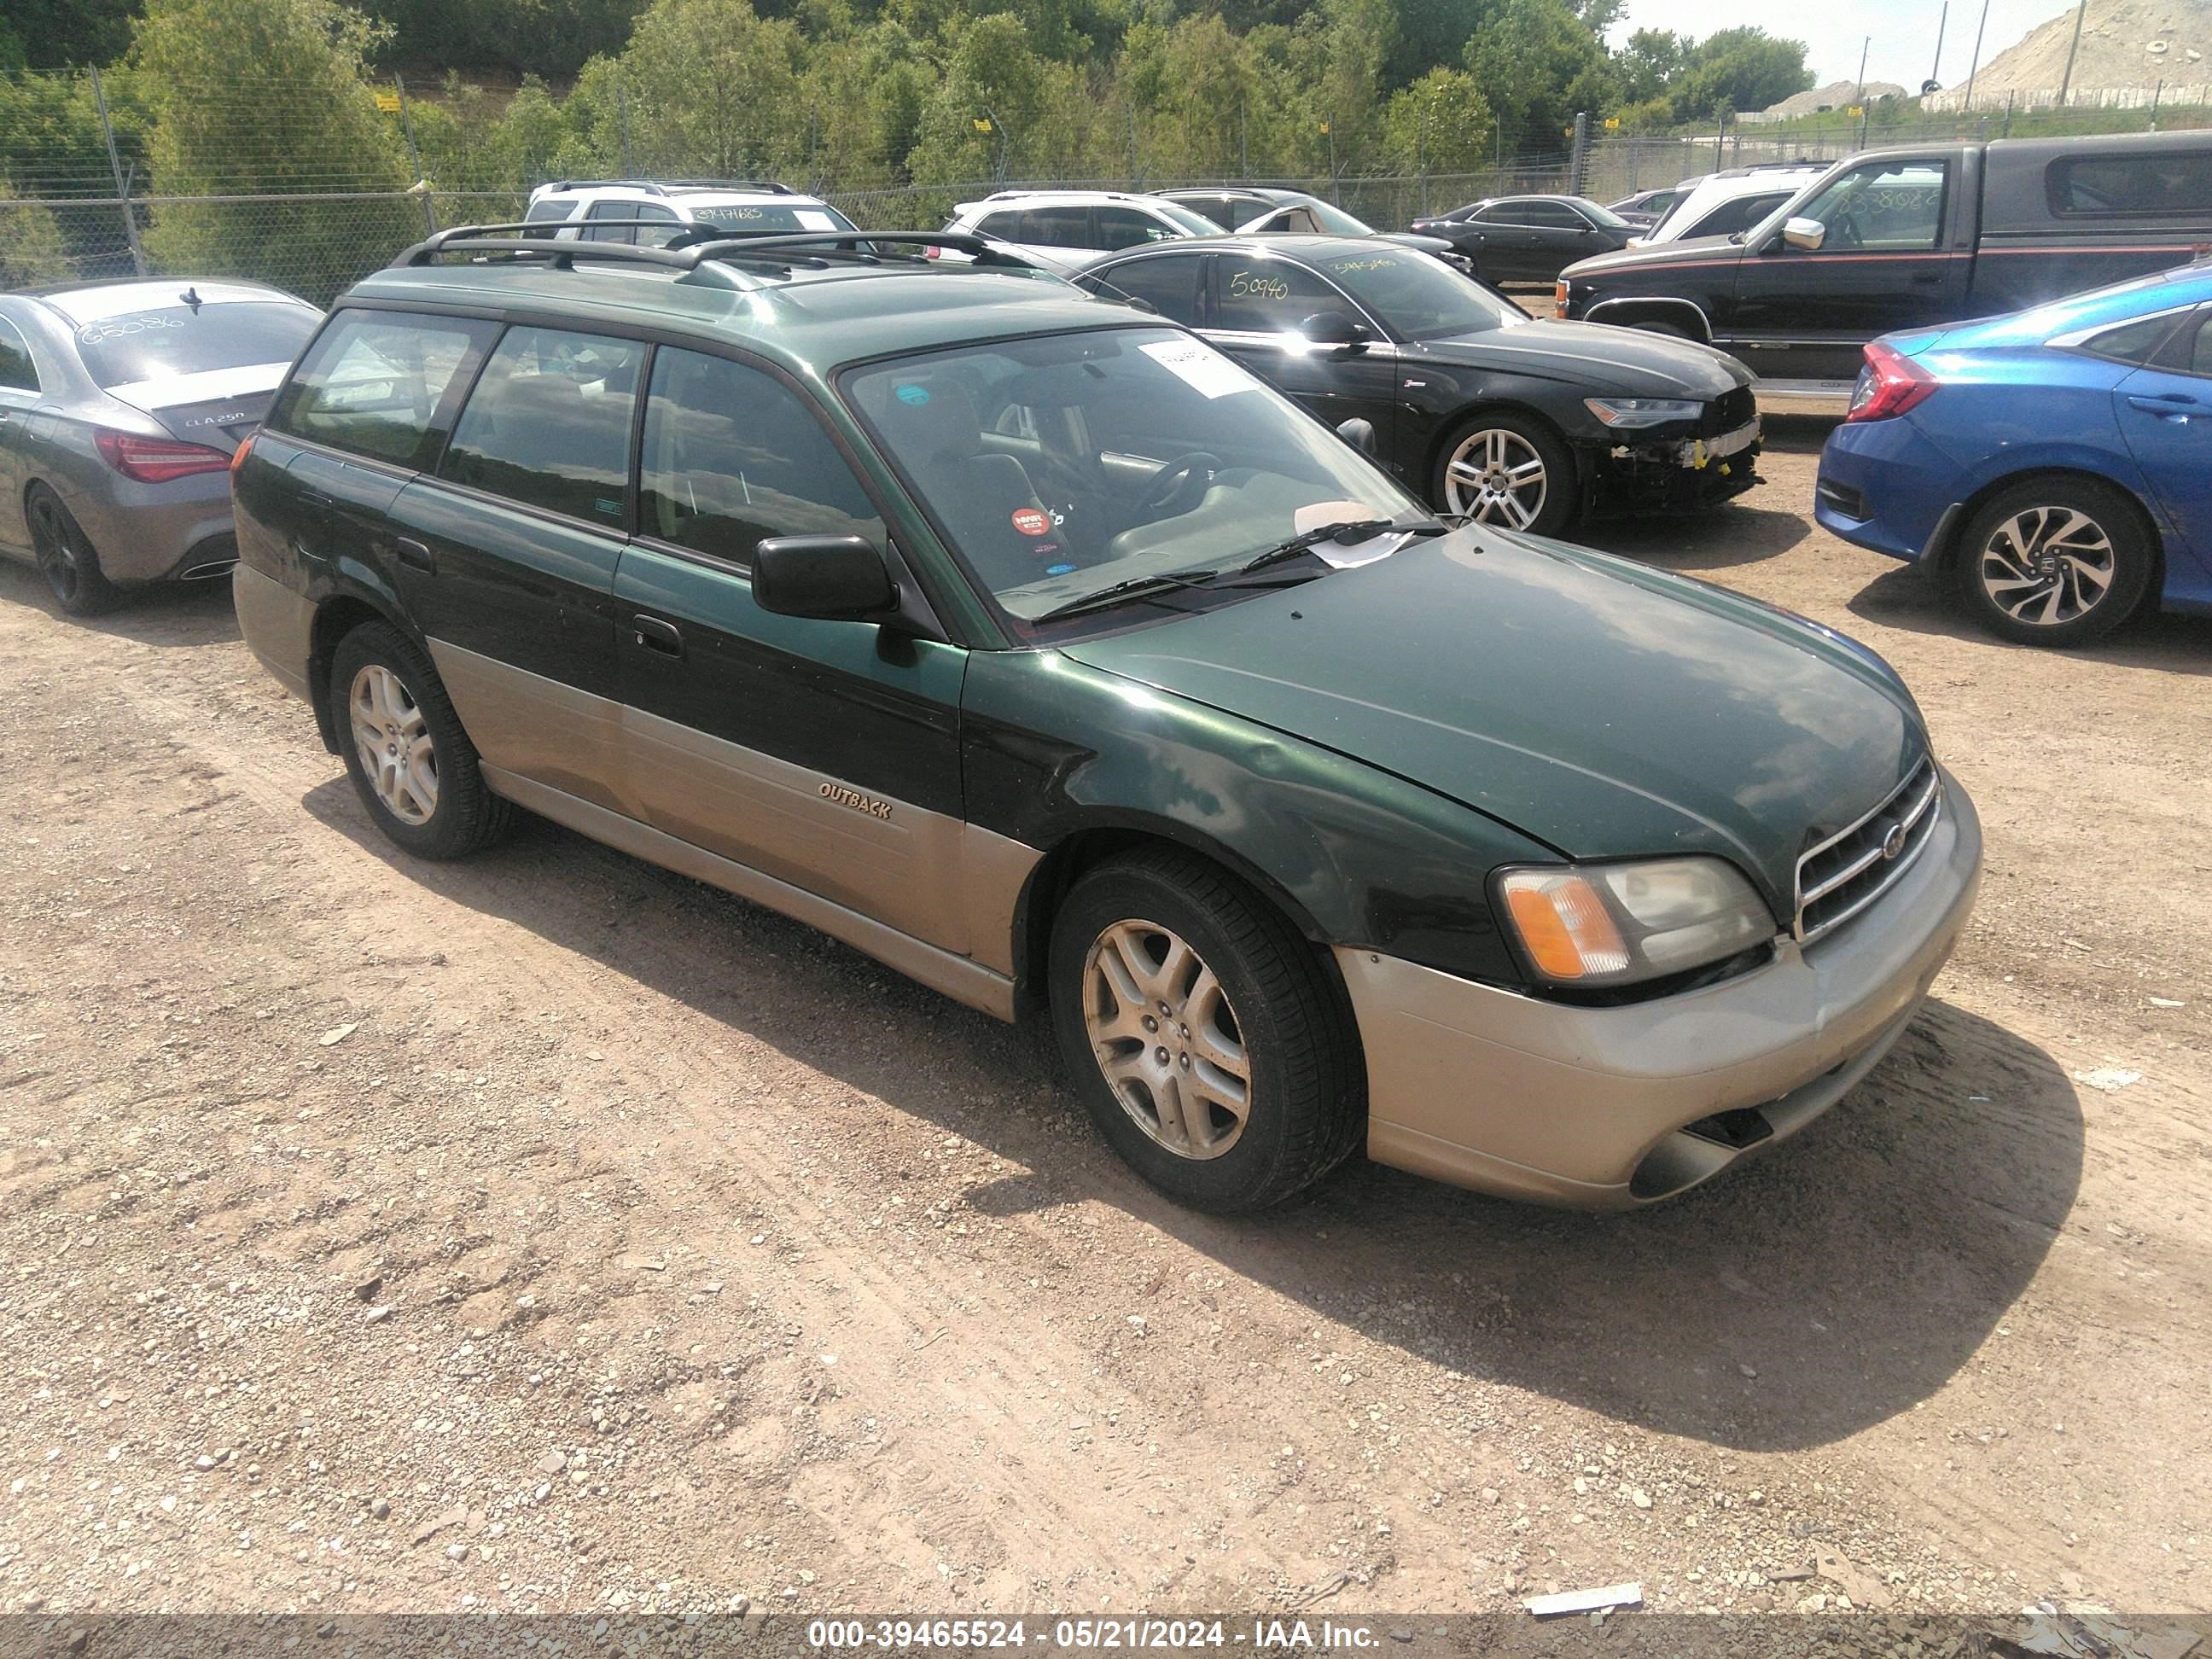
[1793,757,1941,944]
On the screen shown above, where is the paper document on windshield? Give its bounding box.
[1294,501,1411,568]
[794,209,839,230]
[1141,338,1260,399]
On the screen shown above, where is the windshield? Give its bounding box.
[1570,197,1632,230]
[70,300,319,389]
[686,201,859,235]
[1320,248,1528,338]
[844,327,1429,631]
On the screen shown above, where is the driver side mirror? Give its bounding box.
[1781,216,1825,252]
[751,534,899,622]
[1301,311,1372,349]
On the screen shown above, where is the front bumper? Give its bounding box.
[1340,765,1982,1209]
[1590,416,1762,514]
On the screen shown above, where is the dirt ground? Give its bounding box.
[1,418,2207,1628]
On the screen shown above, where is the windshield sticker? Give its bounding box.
[894,383,931,405]
[1045,562,1076,574]
[1225,269,1293,302]
[1011,507,1052,537]
[1138,338,1259,399]
[795,209,838,230]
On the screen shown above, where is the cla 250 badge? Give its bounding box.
[818,781,892,820]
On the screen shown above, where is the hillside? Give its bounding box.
[1935,0,2210,102]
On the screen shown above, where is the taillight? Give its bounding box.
[230,431,256,478]
[1554,279,1569,318]
[1844,341,1938,423]
[96,428,233,483]
[923,244,941,259]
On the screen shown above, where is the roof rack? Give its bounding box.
[980,188,1141,203]
[389,224,1042,284]
[533,178,800,197]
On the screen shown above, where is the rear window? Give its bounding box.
[267,311,498,469]
[687,202,857,235]
[72,300,320,390]
[2049,151,2212,218]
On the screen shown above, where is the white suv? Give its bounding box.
[521,179,859,246]
[940,190,1224,272]
[1631,165,1828,247]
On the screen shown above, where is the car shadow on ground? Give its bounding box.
[301,776,2082,1457]
[0,562,241,649]
[1847,562,2212,674]
[1574,501,1809,573]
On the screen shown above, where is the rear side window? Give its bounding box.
[70,300,320,390]
[2049,151,2212,218]
[2081,312,2185,365]
[1093,207,1181,250]
[1690,192,1788,239]
[440,327,644,527]
[520,200,572,240]
[1179,198,1245,230]
[583,200,678,245]
[267,310,496,468]
[1022,207,1094,247]
[0,317,37,392]
[1086,253,1205,325]
[638,348,880,566]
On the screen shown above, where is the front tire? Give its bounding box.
[1955,477,2155,646]
[330,621,512,859]
[1048,848,1363,1213]
[1433,411,1579,533]
[26,484,124,616]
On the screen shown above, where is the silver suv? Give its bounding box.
[942,190,1222,272]
[521,178,860,247]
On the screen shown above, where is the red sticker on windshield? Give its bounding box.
[1011,507,1052,537]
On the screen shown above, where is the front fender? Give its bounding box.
[961,648,1553,988]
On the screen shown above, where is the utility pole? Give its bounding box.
[2057,0,2088,107]
[1856,37,1872,145]
[2149,77,2163,130]
[1963,0,1992,110]
[89,65,147,279]
[393,76,436,236]
[617,82,632,175]
[1930,3,1947,90]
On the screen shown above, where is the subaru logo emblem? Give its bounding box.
[1881,823,1906,860]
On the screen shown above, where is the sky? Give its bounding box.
[1607,0,2075,94]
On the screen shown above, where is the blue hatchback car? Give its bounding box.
[1816,263,2212,645]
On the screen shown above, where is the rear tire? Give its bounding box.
[330,620,513,859]
[1048,848,1363,1213]
[1954,477,2155,647]
[26,484,124,617]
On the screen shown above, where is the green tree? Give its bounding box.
[1382,67,1493,173]
[129,0,416,303]
[0,181,74,285]
[1668,27,1813,121]
[1615,28,1686,104]
[1464,0,1612,153]
[586,0,811,178]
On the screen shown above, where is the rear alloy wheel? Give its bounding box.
[1957,478,2154,647]
[26,484,124,617]
[330,621,513,859]
[1435,414,1576,533]
[1049,848,1363,1213]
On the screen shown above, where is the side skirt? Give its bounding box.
[479,765,1018,1023]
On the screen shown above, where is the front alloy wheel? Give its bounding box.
[1082,919,1251,1160]
[348,663,439,827]
[1444,428,1548,527]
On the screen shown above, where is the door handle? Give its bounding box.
[2128,393,2200,422]
[1909,271,1943,286]
[393,536,434,572]
[630,614,684,657]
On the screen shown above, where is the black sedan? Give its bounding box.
[1077,235,1761,535]
[1408,195,1637,284]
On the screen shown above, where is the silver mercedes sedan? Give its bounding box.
[0,279,323,614]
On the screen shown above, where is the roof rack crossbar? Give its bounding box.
[533,178,801,197]
[388,225,1039,279]
[536,179,672,196]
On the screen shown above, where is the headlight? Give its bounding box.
[1496,858,1775,988]
[1584,396,1703,429]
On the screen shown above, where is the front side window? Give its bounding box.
[0,317,37,392]
[521,199,573,240]
[638,349,882,566]
[1522,201,1585,229]
[1793,160,1948,252]
[267,310,495,468]
[2172,309,2212,376]
[1212,254,1353,334]
[440,327,644,527]
[68,300,321,390]
[583,200,678,245]
[1083,254,1205,324]
[1475,202,1534,225]
[844,327,1429,630]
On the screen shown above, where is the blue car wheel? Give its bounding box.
[1956,477,2156,648]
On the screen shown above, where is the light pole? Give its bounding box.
[1963,0,1992,110]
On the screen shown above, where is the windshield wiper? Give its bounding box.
[1239,517,1446,573]
[1030,563,1322,626]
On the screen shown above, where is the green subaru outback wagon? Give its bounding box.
[231,224,1982,1214]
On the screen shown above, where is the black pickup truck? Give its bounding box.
[1557,131,2212,408]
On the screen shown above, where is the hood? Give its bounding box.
[1408,317,1750,399]
[103,361,290,454]
[1564,236,1747,282]
[1060,533,1925,909]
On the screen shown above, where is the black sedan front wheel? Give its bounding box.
[1434,412,1577,534]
